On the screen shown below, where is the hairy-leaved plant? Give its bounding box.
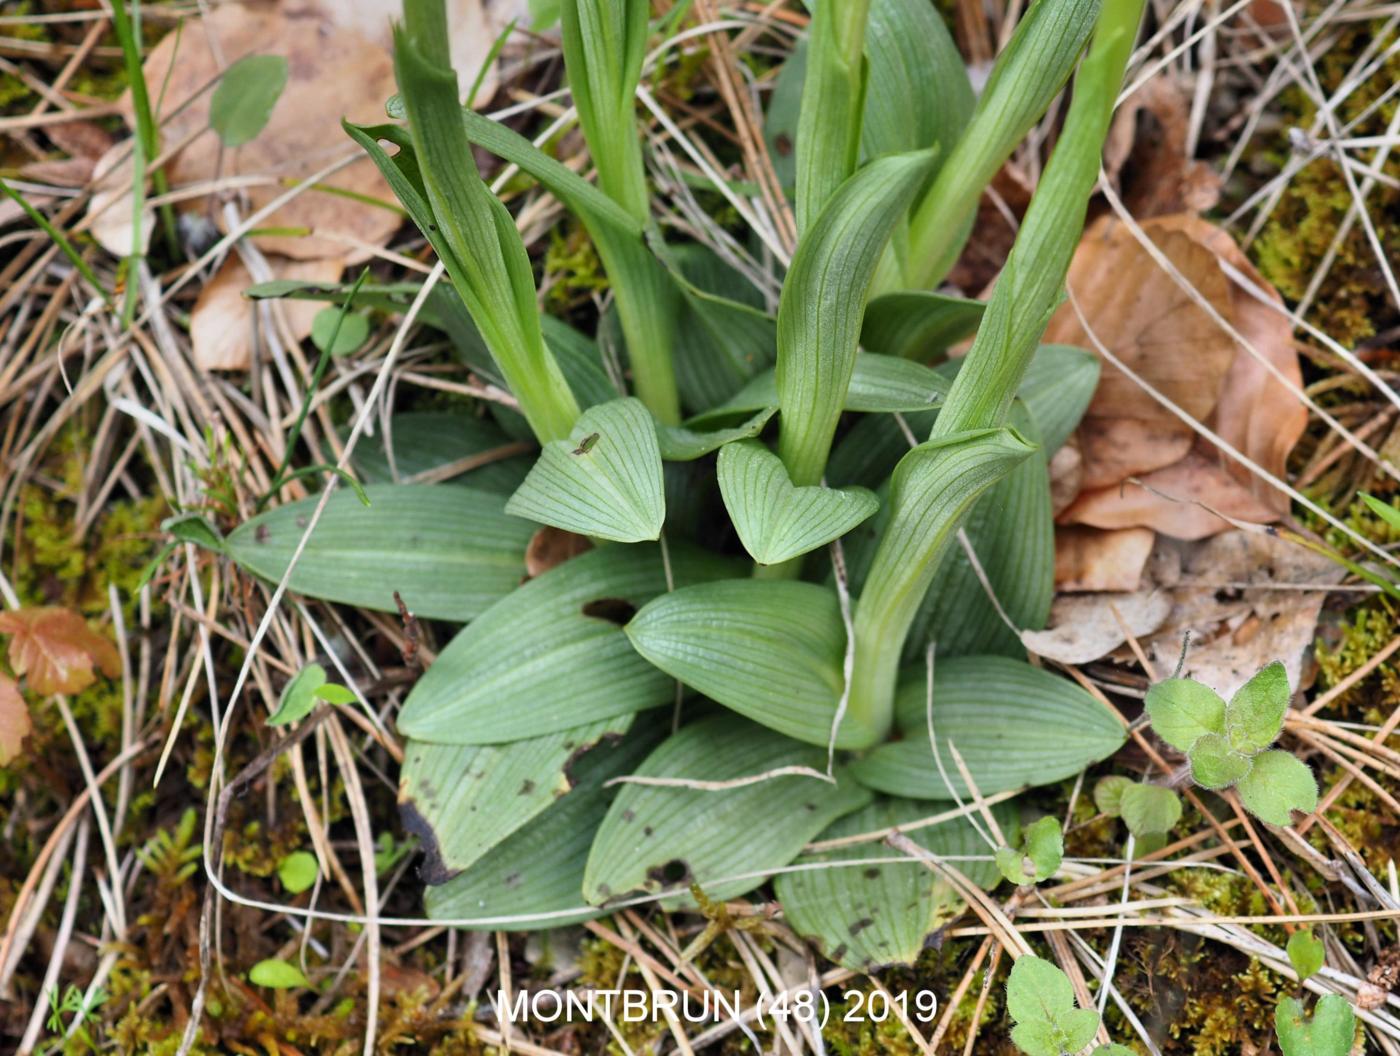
[224,0,1151,966]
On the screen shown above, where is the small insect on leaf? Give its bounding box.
[210,54,290,147]
[0,606,122,696]
[1005,955,1100,1056]
[995,815,1062,886]
[277,850,319,894]
[1236,749,1318,827]
[1287,929,1326,983]
[1274,994,1356,1056]
[267,663,327,726]
[248,958,310,990]
[572,432,601,455]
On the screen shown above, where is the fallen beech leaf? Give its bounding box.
[1021,590,1172,665]
[0,675,30,766]
[1055,526,1155,593]
[0,607,122,697]
[1104,76,1221,218]
[191,254,345,371]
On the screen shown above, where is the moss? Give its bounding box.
[543,222,610,311]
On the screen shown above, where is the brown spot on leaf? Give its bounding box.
[581,598,637,626]
[399,799,461,886]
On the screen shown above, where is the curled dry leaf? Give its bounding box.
[0,606,122,697]
[1049,214,1306,540]
[0,675,30,766]
[1054,525,1155,593]
[1103,76,1221,218]
[191,254,346,371]
[1021,589,1172,666]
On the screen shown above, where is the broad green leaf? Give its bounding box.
[267,664,326,727]
[310,308,370,356]
[655,409,775,462]
[505,398,665,542]
[692,354,950,427]
[349,412,532,494]
[1225,660,1290,754]
[1005,955,1102,1056]
[583,716,871,904]
[995,815,1062,885]
[862,0,972,162]
[210,54,288,147]
[718,441,878,565]
[1275,995,1356,1056]
[860,291,985,361]
[777,150,937,485]
[775,796,1010,970]
[1236,749,1318,826]
[1361,492,1400,533]
[1145,678,1227,752]
[1093,775,1132,817]
[313,683,355,706]
[626,580,872,747]
[400,714,633,880]
[1187,732,1252,789]
[1017,344,1102,453]
[249,959,309,989]
[277,850,319,894]
[226,485,533,621]
[849,655,1126,800]
[795,0,872,233]
[397,544,737,745]
[1119,783,1182,837]
[1286,930,1326,983]
[424,722,662,929]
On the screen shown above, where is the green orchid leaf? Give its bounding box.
[1236,749,1318,826]
[1016,344,1102,454]
[1118,783,1182,837]
[1225,660,1290,754]
[583,716,871,905]
[424,721,663,929]
[400,714,634,881]
[1286,929,1326,984]
[225,485,533,622]
[1005,955,1102,1056]
[626,580,872,747]
[210,54,288,147]
[860,291,985,361]
[505,398,665,542]
[849,655,1125,800]
[777,150,938,485]
[1093,775,1132,817]
[1145,677,1227,752]
[397,544,737,745]
[995,815,1062,885]
[349,412,533,494]
[776,796,1011,970]
[267,664,326,727]
[718,440,879,565]
[655,409,775,462]
[1275,995,1356,1056]
[249,959,310,990]
[277,850,319,894]
[1187,732,1253,790]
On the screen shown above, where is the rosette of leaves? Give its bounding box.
[219,0,1150,954]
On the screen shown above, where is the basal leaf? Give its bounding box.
[1225,660,1290,754]
[1016,344,1101,453]
[505,398,665,542]
[1145,677,1227,752]
[1006,955,1101,1056]
[349,412,533,494]
[1275,995,1356,1056]
[1093,775,1132,817]
[775,796,1010,970]
[860,291,985,361]
[849,655,1125,800]
[225,485,533,621]
[1118,783,1182,837]
[1186,732,1252,789]
[583,715,871,904]
[718,440,878,565]
[655,409,775,462]
[626,580,874,747]
[210,54,288,147]
[401,714,634,881]
[1236,749,1318,826]
[397,544,738,745]
[1286,929,1326,984]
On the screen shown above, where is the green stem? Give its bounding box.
[845,0,1147,741]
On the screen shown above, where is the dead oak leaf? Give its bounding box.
[0,607,121,697]
[0,675,30,766]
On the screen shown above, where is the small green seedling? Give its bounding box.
[310,307,371,356]
[1094,776,1181,848]
[997,816,1063,886]
[210,54,289,147]
[249,958,310,990]
[267,663,356,726]
[1145,660,1317,826]
[1006,955,1134,1056]
[1275,994,1356,1056]
[1287,929,1326,983]
[277,850,320,894]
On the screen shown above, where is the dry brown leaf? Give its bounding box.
[1020,590,1173,666]
[0,675,31,766]
[1104,76,1221,218]
[524,526,593,578]
[1054,525,1155,593]
[0,607,122,697]
[101,3,402,261]
[190,254,345,371]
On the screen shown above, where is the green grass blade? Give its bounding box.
[0,179,112,308]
